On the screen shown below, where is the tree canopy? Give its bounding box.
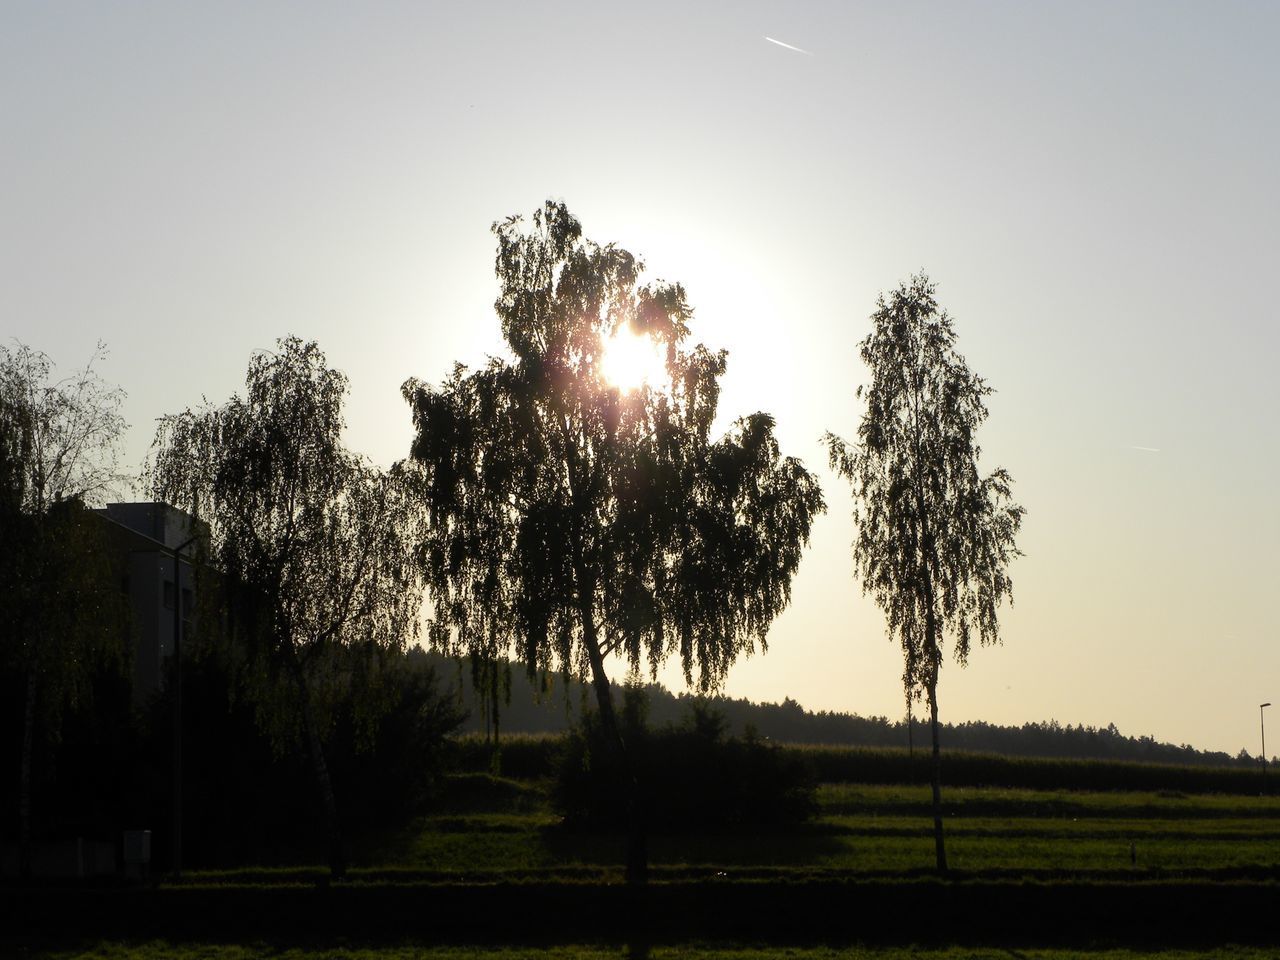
[146,336,425,877]
[404,201,825,881]
[826,273,1024,872]
[0,341,128,878]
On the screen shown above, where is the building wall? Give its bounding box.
[96,503,202,704]
[101,502,199,551]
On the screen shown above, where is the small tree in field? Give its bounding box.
[147,337,424,879]
[404,201,825,884]
[825,274,1024,873]
[0,342,127,879]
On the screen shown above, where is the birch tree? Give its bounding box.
[825,274,1024,873]
[147,337,424,879]
[404,202,825,884]
[0,342,126,879]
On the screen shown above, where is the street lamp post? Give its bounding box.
[171,533,199,878]
[1262,703,1272,782]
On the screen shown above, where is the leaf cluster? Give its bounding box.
[554,697,818,831]
[0,342,128,726]
[405,202,825,692]
[145,337,426,747]
[825,274,1024,695]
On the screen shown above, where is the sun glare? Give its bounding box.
[600,330,666,392]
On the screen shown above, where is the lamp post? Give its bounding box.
[171,533,199,878]
[1262,703,1272,782]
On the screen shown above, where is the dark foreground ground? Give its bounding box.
[7,750,1278,957]
[5,876,1278,957]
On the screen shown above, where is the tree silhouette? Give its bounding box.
[0,342,127,879]
[404,201,824,884]
[147,337,424,879]
[825,274,1024,873]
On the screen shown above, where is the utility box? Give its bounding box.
[123,829,151,879]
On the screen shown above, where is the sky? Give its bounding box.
[3,1,1277,756]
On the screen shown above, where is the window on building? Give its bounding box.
[163,580,175,610]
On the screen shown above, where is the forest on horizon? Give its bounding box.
[434,650,1266,770]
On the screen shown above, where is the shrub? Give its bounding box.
[141,648,464,867]
[448,733,567,780]
[553,695,817,831]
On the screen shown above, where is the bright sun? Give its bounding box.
[600,330,667,392]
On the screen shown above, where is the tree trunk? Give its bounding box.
[907,695,914,758]
[18,662,37,881]
[490,660,501,773]
[562,438,647,886]
[579,597,647,887]
[927,668,947,875]
[915,501,946,875]
[292,662,346,880]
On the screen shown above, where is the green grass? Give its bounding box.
[343,778,1280,885]
[159,774,1280,885]
[316,774,1278,880]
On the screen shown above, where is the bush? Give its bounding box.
[554,694,817,831]
[141,647,464,868]
[448,732,567,780]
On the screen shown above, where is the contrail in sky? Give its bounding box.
[1130,445,1161,453]
[765,36,813,55]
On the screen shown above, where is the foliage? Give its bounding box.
[825,273,1023,872]
[449,733,568,781]
[437,652,1256,769]
[146,338,424,739]
[450,732,1276,797]
[404,201,824,880]
[145,336,426,876]
[405,201,824,689]
[0,342,128,872]
[825,275,1023,696]
[137,647,463,868]
[554,697,817,831]
[0,342,129,721]
[0,340,126,512]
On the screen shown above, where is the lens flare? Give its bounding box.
[600,330,666,392]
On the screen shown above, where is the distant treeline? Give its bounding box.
[430,651,1263,770]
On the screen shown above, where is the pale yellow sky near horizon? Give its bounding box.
[3,2,1277,756]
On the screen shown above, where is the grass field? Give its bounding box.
[152,771,1279,885]
[317,773,1280,882]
